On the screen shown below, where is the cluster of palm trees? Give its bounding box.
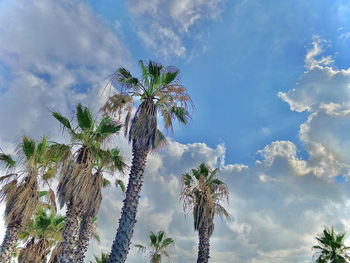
[0,60,230,263]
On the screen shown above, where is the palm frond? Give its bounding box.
[96,117,121,139]
[52,111,74,133]
[116,179,125,193]
[22,136,36,160]
[76,103,94,131]
[0,153,16,169]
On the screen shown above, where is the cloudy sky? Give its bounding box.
[1,0,350,262]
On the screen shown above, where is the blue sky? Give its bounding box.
[86,0,350,164]
[1,0,350,262]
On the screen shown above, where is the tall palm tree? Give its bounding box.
[16,208,65,263]
[75,148,126,263]
[313,227,350,263]
[180,163,229,263]
[135,230,174,263]
[102,60,192,263]
[0,136,68,263]
[52,103,125,262]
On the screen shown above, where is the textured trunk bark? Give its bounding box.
[0,223,20,263]
[75,214,93,263]
[107,147,149,263]
[59,205,83,263]
[197,224,210,263]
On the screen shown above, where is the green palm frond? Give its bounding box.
[170,106,190,124]
[21,136,36,160]
[116,179,126,193]
[96,117,121,138]
[36,136,49,163]
[76,103,95,131]
[116,68,139,89]
[52,111,74,133]
[0,153,16,169]
[102,178,111,188]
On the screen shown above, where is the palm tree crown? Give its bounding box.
[102,60,192,150]
[0,136,67,262]
[52,103,124,216]
[135,230,174,263]
[181,163,229,235]
[0,136,67,226]
[17,208,65,263]
[313,227,350,263]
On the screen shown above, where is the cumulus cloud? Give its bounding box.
[278,36,350,179]
[0,0,131,144]
[127,0,225,58]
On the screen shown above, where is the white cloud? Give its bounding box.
[279,36,350,179]
[0,0,131,144]
[127,0,225,58]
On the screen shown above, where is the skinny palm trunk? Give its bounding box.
[0,223,20,263]
[59,204,83,263]
[76,214,94,263]
[197,224,210,263]
[108,147,149,263]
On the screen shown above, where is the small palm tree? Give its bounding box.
[52,103,125,262]
[135,230,174,263]
[180,163,229,263]
[90,252,109,263]
[313,227,350,263]
[16,208,65,263]
[103,60,192,263]
[0,136,68,263]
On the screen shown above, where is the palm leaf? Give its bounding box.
[116,179,125,193]
[76,103,94,131]
[96,117,121,138]
[52,111,73,132]
[22,136,36,160]
[0,153,16,169]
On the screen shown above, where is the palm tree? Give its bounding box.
[135,230,174,263]
[52,103,125,262]
[75,148,126,263]
[90,252,109,263]
[102,60,192,263]
[313,227,350,263]
[16,208,65,263]
[180,163,229,263]
[0,136,68,263]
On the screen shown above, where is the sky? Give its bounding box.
[0,0,350,262]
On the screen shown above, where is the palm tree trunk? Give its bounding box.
[76,214,93,263]
[0,223,20,263]
[59,204,83,263]
[197,224,210,263]
[108,147,149,263]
